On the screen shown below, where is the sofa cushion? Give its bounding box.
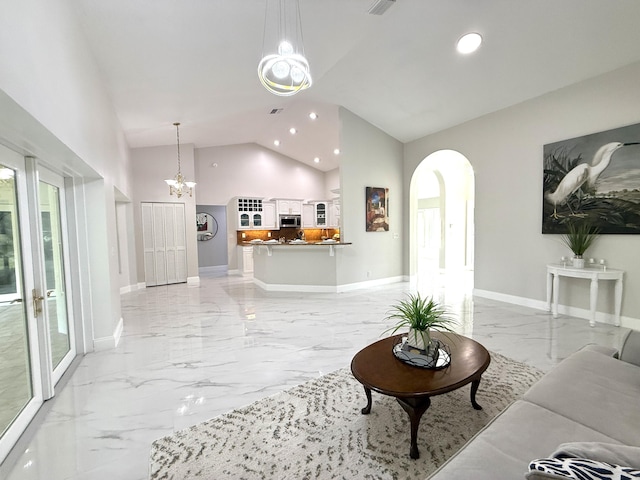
[527,457,640,479]
[427,400,621,480]
[523,350,640,446]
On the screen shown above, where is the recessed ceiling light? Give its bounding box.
[274,140,280,146]
[333,148,340,155]
[456,32,482,54]
[289,127,297,134]
[313,157,320,163]
[309,112,318,120]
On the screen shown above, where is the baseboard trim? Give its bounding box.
[120,283,146,295]
[473,288,640,329]
[93,317,124,351]
[473,289,548,311]
[336,276,405,293]
[253,275,405,293]
[198,265,228,275]
[187,276,200,286]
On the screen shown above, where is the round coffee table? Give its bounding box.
[350,331,490,459]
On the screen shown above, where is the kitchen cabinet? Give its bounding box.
[329,201,340,228]
[302,204,315,228]
[237,246,254,274]
[262,201,276,229]
[274,199,302,215]
[233,197,266,230]
[314,202,327,227]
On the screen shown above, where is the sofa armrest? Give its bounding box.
[619,329,640,367]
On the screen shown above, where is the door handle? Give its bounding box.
[32,289,45,316]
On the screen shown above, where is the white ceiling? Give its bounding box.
[72,0,640,172]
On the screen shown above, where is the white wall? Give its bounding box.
[0,0,133,349]
[338,108,404,285]
[194,143,327,204]
[404,61,640,327]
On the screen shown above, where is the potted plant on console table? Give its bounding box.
[384,293,456,361]
[561,221,599,268]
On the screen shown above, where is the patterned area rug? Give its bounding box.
[150,352,544,479]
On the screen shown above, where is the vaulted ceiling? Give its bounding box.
[72,0,640,171]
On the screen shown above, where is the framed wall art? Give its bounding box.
[365,187,389,232]
[542,122,640,234]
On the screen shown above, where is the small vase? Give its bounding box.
[407,328,440,361]
[572,256,585,268]
[407,328,429,350]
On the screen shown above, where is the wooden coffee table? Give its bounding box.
[350,332,490,459]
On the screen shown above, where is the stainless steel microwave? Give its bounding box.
[280,215,301,228]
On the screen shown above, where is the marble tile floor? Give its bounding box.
[2,274,629,480]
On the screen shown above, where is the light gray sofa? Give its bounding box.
[428,331,640,479]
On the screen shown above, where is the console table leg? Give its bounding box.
[361,387,372,414]
[470,378,483,410]
[615,279,623,327]
[552,273,559,318]
[397,397,431,460]
[590,278,598,327]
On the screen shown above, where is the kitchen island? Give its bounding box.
[250,241,352,292]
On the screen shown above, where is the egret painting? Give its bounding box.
[543,122,640,234]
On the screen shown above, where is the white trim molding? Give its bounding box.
[93,317,124,351]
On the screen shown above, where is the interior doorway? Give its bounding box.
[410,150,475,294]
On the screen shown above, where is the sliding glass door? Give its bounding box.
[0,151,76,462]
[0,148,42,462]
[37,169,75,387]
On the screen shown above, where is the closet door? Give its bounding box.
[152,203,168,285]
[142,203,156,287]
[173,203,187,283]
[141,202,187,286]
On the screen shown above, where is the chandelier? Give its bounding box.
[257,0,312,96]
[165,122,195,198]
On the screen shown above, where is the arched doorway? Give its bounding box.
[410,150,475,294]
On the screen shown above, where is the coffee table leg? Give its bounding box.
[396,397,431,459]
[361,387,372,414]
[470,378,483,410]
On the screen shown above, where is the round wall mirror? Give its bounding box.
[196,212,218,241]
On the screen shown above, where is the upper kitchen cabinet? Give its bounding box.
[302,204,315,228]
[314,202,327,227]
[231,197,265,230]
[329,200,340,228]
[273,198,302,215]
[262,201,277,229]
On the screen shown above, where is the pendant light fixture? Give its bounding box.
[164,122,196,198]
[258,0,312,96]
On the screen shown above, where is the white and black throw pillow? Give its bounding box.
[529,457,640,480]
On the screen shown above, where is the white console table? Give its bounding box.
[546,264,624,327]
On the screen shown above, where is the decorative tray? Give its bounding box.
[392,336,451,370]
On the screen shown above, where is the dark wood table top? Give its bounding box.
[351,332,491,399]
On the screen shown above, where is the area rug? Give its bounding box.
[150,352,544,479]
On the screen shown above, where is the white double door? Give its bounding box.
[142,202,187,286]
[0,146,75,462]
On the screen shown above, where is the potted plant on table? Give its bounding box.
[384,293,456,359]
[561,222,599,268]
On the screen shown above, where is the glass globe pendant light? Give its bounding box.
[258,0,312,96]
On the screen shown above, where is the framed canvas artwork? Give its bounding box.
[366,187,389,232]
[542,122,640,234]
